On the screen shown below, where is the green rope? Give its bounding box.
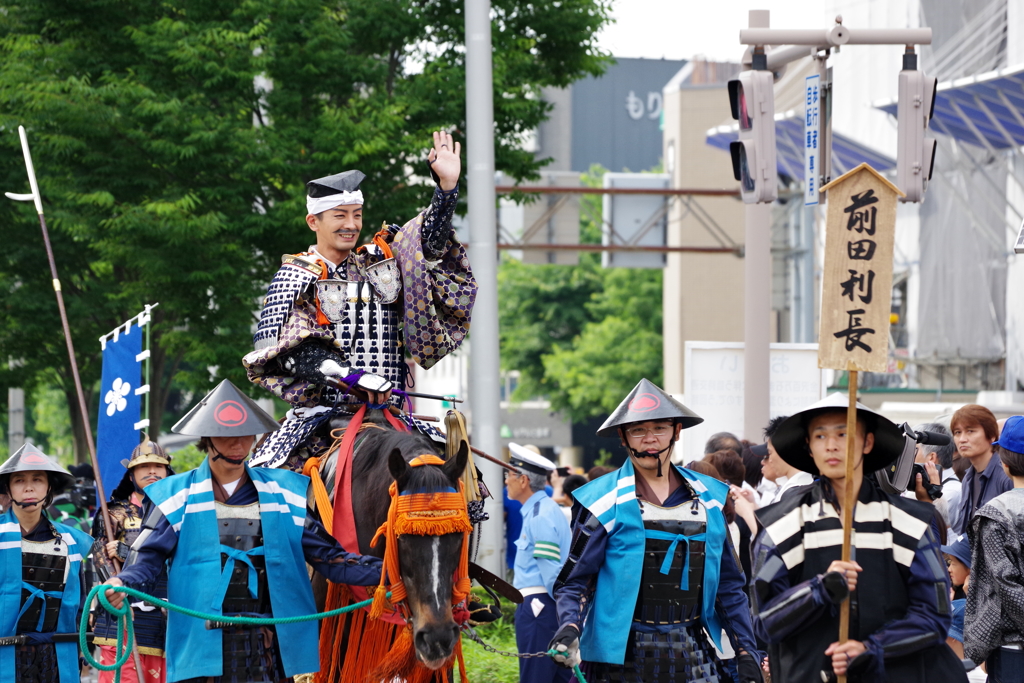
[545,649,587,683]
[80,585,385,682]
[83,585,588,683]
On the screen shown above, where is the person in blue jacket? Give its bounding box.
[102,380,382,683]
[549,379,763,683]
[507,443,573,683]
[0,443,93,683]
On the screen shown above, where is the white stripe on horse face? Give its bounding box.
[431,536,443,609]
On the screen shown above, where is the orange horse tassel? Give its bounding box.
[368,455,473,683]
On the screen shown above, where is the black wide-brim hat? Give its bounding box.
[597,378,703,438]
[771,392,906,475]
[172,379,280,438]
[0,443,75,495]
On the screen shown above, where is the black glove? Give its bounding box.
[737,652,763,683]
[548,623,581,669]
[822,570,851,604]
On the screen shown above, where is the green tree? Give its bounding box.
[498,166,663,422]
[0,0,612,460]
[542,267,663,419]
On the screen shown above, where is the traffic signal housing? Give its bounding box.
[896,66,937,203]
[728,70,777,204]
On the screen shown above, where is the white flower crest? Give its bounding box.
[105,377,131,417]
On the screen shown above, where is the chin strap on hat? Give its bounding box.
[622,439,674,478]
[210,445,247,466]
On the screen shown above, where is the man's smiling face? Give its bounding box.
[307,204,363,260]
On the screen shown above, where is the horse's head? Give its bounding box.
[386,441,469,669]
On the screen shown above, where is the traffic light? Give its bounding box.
[728,69,777,204]
[896,60,937,203]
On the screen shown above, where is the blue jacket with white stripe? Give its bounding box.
[116,459,380,680]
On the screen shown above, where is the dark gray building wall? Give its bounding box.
[537,57,687,174]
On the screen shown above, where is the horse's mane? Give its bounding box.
[351,426,449,533]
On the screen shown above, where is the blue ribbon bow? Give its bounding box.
[643,529,707,591]
[17,582,64,632]
[214,545,266,610]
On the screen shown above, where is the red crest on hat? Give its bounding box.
[21,451,48,465]
[214,400,248,427]
[629,393,661,413]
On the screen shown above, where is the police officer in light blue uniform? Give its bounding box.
[508,443,573,683]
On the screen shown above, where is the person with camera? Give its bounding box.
[90,440,173,683]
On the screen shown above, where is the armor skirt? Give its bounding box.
[14,643,59,683]
[582,625,729,683]
[177,626,286,683]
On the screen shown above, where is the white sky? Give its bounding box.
[598,1,842,62]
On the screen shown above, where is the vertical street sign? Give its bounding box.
[804,74,821,206]
[817,163,904,372]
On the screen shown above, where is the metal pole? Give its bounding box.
[743,10,772,442]
[465,0,504,577]
[744,202,772,441]
[8,387,25,453]
[4,126,118,548]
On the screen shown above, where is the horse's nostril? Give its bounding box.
[414,623,458,664]
[414,629,430,654]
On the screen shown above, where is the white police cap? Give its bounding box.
[508,442,556,475]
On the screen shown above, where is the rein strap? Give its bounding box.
[368,458,472,623]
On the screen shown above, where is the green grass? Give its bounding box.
[462,590,522,683]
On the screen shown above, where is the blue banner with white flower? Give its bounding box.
[96,321,143,503]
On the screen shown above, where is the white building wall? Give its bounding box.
[1006,0,1024,391]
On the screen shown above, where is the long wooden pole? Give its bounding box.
[837,369,859,683]
[5,126,117,549]
[6,126,149,676]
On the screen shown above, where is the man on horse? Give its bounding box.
[102,380,383,683]
[0,444,93,683]
[91,439,173,683]
[243,131,475,469]
[549,379,763,683]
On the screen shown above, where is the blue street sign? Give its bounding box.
[805,74,821,206]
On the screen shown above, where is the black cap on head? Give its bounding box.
[0,443,75,496]
[171,379,280,438]
[771,393,906,475]
[306,170,366,198]
[597,379,703,438]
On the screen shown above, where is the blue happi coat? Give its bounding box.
[571,460,730,664]
[143,459,318,680]
[0,508,93,683]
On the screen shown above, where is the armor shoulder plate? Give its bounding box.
[253,255,322,350]
[281,253,324,276]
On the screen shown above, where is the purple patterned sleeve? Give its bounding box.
[390,210,477,369]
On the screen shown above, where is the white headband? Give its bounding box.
[306,190,364,215]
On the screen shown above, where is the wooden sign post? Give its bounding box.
[817,163,903,681]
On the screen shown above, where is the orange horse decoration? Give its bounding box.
[309,423,474,683]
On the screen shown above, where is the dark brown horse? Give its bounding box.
[314,425,469,674]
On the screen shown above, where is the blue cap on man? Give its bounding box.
[940,536,971,570]
[993,414,1024,455]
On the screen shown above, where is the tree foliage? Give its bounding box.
[0,0,612,459]
[498,168,663,422]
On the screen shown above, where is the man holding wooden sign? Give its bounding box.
[749,394,965,683]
